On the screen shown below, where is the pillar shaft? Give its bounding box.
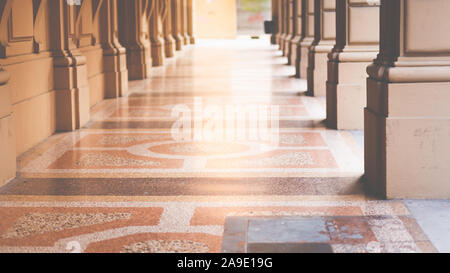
[118,0,152,80]
[50,0,91,131]
[181,0,190,45]
[0,66,16,187]
[283,0,295,59]
[365,0,450,198]
[326,0,379,129]
[283,0,291,56]
[299,0,315,79]
[187,0,195,44]
[276,0,284,47]
[307,0,336,96]
[161,0,176,57]
[271,0,279,45]
[101,0,129,97]
[150,0,166,66]
[279,0,288,52]
[171,0,184,51]
[292,0,305,77]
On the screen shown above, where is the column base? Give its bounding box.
[275,33,282,49]
[104,48,129,98]
[126,44,152,80]
[327,83,365,129]
[55,85,90,131]
[173,34,184,51]
[326,61,370,130]
[189,35,195,44]
[0,115,16,188]
[151,41,165,67]
[365,80,450,199]
[164,37,176,58]
[364,107,386,199]
[0,79,16,188]
[104,69,129,98]
[279,34,287,55]
[299,38,314,79]
[182,34,189,45]
[54,59,91,131]
[291,37,302,78]
[271,34,277,45]
[307,46,332,97]
[284,35,293,63]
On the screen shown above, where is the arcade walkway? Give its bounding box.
[0,38,444,253]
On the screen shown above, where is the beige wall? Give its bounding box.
[0,1,112,155]
[194,0,237,39]
[1,1,57,156]
[0,0,196,187]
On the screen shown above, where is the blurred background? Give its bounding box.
[194,0,271,39]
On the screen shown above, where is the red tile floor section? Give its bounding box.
[0,38,437,253]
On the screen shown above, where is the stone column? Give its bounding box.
[275,0,283,47]
[326,0,379,129]
[171,0,184,51]
[118,0,152,80]
[284,0,294,60]
[162,0,176,57]
[51,0,91,131]
[101,0,129,97]
[181,0,190,45]
[149,0,165,66]
[307,0,336,97]
[291,0,305,77]
[271,0,279,45]
[299,0,315,79]
[365,0,450,199]
[279,0,287,52]
[0,66,16,187]
[187,0,195,44]
[282,0,292,56]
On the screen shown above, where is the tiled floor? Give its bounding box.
[0,37,444,253]
[222,212,436,253]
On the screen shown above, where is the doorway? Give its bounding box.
[236,0,271,36]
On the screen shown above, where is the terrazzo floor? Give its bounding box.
[0,37,444,253]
